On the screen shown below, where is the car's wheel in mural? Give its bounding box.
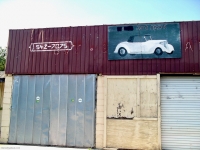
[118,47,127,57]
[154,48,163,55]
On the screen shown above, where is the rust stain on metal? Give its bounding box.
[39,30,45,42]
[31,29,34,42]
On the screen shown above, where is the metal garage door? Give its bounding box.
[8,75,96,147]
[161,76,200,150]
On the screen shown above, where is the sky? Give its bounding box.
[0,0,200,48]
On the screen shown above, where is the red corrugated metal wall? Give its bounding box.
[5,21,200,75]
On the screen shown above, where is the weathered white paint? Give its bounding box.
[106,76,157,118]
[29,41,74,52]
[103,75,159,149]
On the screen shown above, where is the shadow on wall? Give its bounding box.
[0,75,5,136]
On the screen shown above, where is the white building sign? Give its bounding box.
[29,41,74,52]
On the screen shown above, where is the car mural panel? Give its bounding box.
[108,23,181,60]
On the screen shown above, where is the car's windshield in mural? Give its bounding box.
[144,35,152,41]
[128,35,152,42]
[114,34,174,57]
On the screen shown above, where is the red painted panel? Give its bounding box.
[94,26,99,73]
[52,28,59,74]
[98,26,104,74]
[46,28,53,74]
[179,23,185,73]
[35,29,42,74]
[183,22,190,72]
[6,30,13,73]
[13,30,20,74]
[102,25,108,75]
[5,21,200,75]
[84,27,90,73]
[192,22,199,72]
[76,27,82,73]
[188,22,195,72]
[56,28,62,73]
[23,30,30,74]
[63,27,70,74]
[89,26,95,73]
[198,22,200,71]
[68,27,74,74]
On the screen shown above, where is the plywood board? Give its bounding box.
[107,119,158,149]
[107,79,137,118]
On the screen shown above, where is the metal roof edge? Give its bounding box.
[8,20,200,31]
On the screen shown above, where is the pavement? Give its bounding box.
[0,144,94,150]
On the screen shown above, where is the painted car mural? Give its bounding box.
[114,34,174,57]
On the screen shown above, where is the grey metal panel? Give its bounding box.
[85,75,95,111]
[66,75,77,146]
[161,76,200,150]
[57,75,68,146]
[9,74,96,147]
[49,75,59,145]
[84,111,94,147]
[65,75,96,147]
[41,75,50,145]
[32,76,44,144]
[16,76,28,144]
[84,75,95,147]
[75,75,85,147]
[24,75,35,144]
[8,76,20,143]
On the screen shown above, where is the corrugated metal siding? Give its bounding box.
[5,21,200,75]
[9,75,96,147]
[161,76,200,149]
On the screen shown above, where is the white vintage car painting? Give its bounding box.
[114,35,174,56]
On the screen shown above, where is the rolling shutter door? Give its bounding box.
[161,76,200,150]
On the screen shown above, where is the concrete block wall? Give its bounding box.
[96,76,104,148]
[0,75,13,143]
